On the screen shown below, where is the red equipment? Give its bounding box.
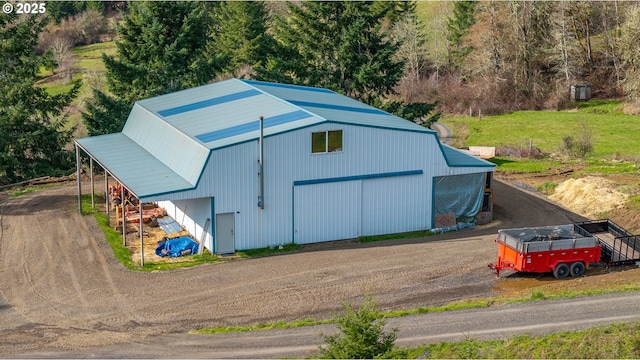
[489,224,602,279]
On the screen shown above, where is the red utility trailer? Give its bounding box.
[488,224,602,279]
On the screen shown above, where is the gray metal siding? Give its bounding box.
[209,142,260,250]
[222,124,438,249]
[152,123,493,250]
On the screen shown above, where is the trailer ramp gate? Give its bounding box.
[575,220,640,266]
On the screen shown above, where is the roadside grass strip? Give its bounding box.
[422,322,640,359]
[190,318,333,334]
[190,284,640,336]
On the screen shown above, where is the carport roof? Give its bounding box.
[75,133,195,199]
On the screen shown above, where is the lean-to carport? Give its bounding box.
[75,143,148,266]
[74,133,198,266]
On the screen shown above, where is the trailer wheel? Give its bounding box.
[569,262,585,277]
[553,263,569,279]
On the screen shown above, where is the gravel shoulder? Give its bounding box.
[0,179,587,356]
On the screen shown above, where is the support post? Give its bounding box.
[105,172,109,226]
[90,158,95,209]
[139,200,144,267]
[76,144,82,214]
[122,185,126,246]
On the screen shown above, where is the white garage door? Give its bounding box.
[293,181,361,244]
[361,175,426,236]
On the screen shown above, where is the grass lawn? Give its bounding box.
[36,41,117,137]
[72,41,117,72]
[442,100,640,159]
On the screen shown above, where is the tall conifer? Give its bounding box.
[210,1,274,76]
[257,1,438,125]
[0,13,79,184]
[82,2,221,135]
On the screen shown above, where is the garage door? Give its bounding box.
[361,175,426,236]
[293,181,361,244]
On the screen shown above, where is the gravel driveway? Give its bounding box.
[0,179,585,355]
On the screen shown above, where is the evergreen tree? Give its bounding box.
[447,1,476,70]
[210,1,274,76]
[319,297,398,359]
[260,1,404,104]
[46,1,82,23]
[82,1,221,134]
[370,1,416,26]
[256,1,438,125]
[81,90,131,136]
[104,1,218,103]
[0,13,79,184]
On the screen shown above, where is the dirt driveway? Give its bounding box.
[0,180,586,356]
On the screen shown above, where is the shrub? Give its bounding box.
[319,297,398,359]
[496,145,544,159]
[559,120,594,159]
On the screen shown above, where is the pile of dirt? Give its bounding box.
[550,176,628,218]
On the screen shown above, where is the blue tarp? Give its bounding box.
[155,236,199,258]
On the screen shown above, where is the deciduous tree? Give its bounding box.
[391,13,429,83]
[619,4,640,103]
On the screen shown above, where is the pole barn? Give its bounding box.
[75,79,495,254]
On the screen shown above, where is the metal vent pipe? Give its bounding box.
[258,115,264,209]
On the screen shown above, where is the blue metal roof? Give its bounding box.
[440,144,496,168]
[76,78,492,200]
[131,78,435,151]
[241,79,433,134]
[157,89,261,117]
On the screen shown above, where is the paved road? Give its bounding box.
[430,122,453,144]
[15,291,640,358]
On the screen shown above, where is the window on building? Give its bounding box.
[311,130,343,154]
